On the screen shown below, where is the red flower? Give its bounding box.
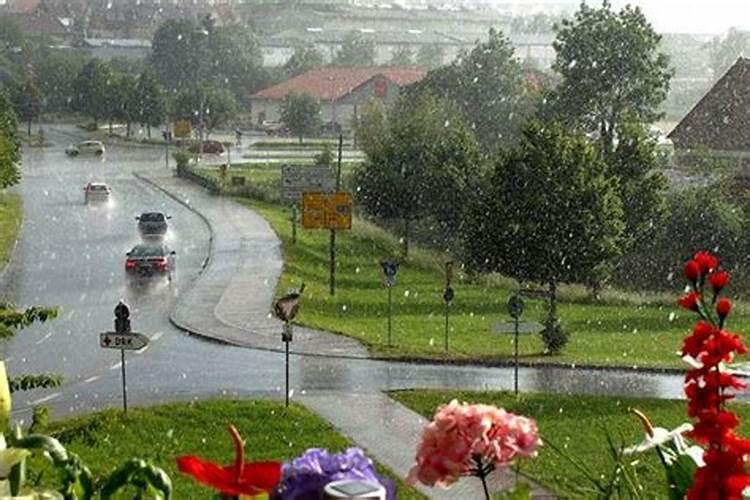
[694,251,719,274]
[709,271,730,294]
[678,292,700,312]
[684,259,701,282]
[177,425,281,496]
[717,298,732,320]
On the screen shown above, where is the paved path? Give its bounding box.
[135,169,555,498]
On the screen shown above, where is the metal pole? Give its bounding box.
[165,137,169,170]
[387,285,392,347]
[329,135,343,296]
[291,205,297,244]
[444,302,449,351]
[514,315,519,396]
[285,335,290,408]
[120,348,128,414]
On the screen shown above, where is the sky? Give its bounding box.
[521,1,750,35]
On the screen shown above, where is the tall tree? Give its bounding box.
[463,121,624,352]
[549,0,672,155]
[280,92,321,144]
[34,51,85,114]
[0,92,20,188]
[149,18,200,93]
[9,77,41,135]
[408,28,528,152]
[173,84,238,137]
[334,31,376,67]
[284,45,325,78]
[355,94,481,257]
[416,44,444,70]
[206,24,265,101]
[133,72,166,139]
[72,60,113,128]
[705,28,750,81]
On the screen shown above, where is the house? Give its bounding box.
[668,57,750,168]
[248,66,426,129]
[82,38,152,61]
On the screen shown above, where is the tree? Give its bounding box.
[9,77,41,135]
[0,92,20,188]
[463,121,625,353]
[173,84,238,137]
[149,18,199,92]
[34,50,85,114]
[416,44,444,70]
[133,71,166,139]
[408,28,528,152]
[334,31,376,67]
[354,94,482,257]
[284,45,325,78]
[549,1,672,156]
[72,60,113,128]
[206,24,265,101]
[280,92,321,144]
[706,28,750,80]
[389,46,414,66]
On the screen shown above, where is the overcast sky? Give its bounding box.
[527,1,750,35]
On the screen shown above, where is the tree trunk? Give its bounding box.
[108,120,113,136]
[147,124,151,139]
[27,119,31,136]
[126,121,131,137]
[548,279,557,325]
[298,134,303,144]
[402,218,410,258]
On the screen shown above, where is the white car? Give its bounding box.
[83,182,111,202]
[66,141,105,157]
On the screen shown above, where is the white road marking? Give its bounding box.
[30,392,60,405]
[137,345,150,354]
[35,332,53,345]
[109,362,122,370]
[151,332,164,342]
[83,375,100,384]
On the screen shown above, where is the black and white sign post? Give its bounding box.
[282,321,292,408]
[99,301,149,414]
[443,261,454,352]
[508,295,524,396]
[381,261,399,347]
[274,286,304,408]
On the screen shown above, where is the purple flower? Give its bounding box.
[273,447,395,500]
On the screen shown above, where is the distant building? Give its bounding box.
[82,38,152,61]
[249,66,426,129]
[669,58,750,168]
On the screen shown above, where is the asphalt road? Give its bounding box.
[3,128,691,421]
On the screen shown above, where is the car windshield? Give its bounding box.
[140,213,165,222]
[89,185,107,191]
[129,245,165,257]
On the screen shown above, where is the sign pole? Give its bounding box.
[514,314,519,396]
[121,348,128,414]
[443,261,453,352]
[329,135,343,296]
[291,204,297,244]
[444,302,449,351]
[387,285,392,347]
[165,135,169,170]
[282,321,293,408]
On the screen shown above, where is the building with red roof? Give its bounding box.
[249,66,425,132]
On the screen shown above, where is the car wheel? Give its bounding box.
[95,150,103,156]
[69,151,79,157]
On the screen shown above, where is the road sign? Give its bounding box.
[492,321,544,334]
[326,192,352,230]
[174,120,192,139]
[100,332,149,350]
[302,192,327,229]
[508,295,524,319]
[281,166,336,204]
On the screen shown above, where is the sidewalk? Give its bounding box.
[134,168,556,499]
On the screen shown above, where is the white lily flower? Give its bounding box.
[0,434,30,479]
[624,424,693,455]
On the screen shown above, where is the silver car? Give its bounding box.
[66,140,105,157]
[83,182,111,203]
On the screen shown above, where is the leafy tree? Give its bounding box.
[133,71,166,139]
[206,24,265,100]
[284,45,325,78]
[34,51,85,113]
[408,28,528,152]
[149,18,199,92]
[705,28,750,80]
[549,0,672,155]
[355,94,482,257]
[463,121,625,352]
[72,60,114,128]
[353,99,388,153]
[416,44,445,70]
[173,84,238,136]
[389,46,414,66]
[334,31,376,67]
[0,92,20,188]
[280,92,321,144]
[9,77,41,135]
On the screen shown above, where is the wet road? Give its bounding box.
[6,128,691,419]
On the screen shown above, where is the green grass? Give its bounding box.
[235,198,749,369]
[0,193,21,268]
[29,399,423,499]
[251,140,355,150]
[390,389,750,497]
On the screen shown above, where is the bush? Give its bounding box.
[541,318,568,354]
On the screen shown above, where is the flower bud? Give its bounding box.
[693,251,719,274]
[678,292,700,312]
[684,260,701,282]
[709,271,729,294]
[717,298,732,319]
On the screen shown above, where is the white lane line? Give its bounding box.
[83,375,100,384]
[137,345,150,354]
[30,392,61,405]
[109,362,122,370]
[35,332,53,345]
[151,332,164,342]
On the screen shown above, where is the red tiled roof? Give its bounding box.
[251,67,426,101]
[7,0,40,13]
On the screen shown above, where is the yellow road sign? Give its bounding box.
[302,192,353,230]
[174,120,192,139]
[302,192,326,229]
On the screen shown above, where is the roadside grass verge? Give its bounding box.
[0,193,21,268]
[236,198,745,369]
[251,140,356,150]
[390,389,750,497]
[29,399,422,499]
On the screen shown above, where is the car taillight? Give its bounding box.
[154,258,168,270]
[125,259,136,270]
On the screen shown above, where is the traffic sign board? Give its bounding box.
[100,332,149,350]
[491,322,544,334]
[326,192,352,230]
[281,166,336,204]
[302,192,327,229]
[174,120,192,139]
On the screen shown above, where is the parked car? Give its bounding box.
[83,182,111,203]
[65,141,105,157]
[260,120,289,136]
[188,140,226,155]
[125,243,176,280]
[136,212,170,236]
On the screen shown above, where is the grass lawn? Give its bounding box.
[236,198,746,370]
[390,389,750,497]
[0,192,21,268]
[29,399,422,499]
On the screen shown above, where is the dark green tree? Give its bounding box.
[0,92,20,188]
[34,51,85,114]
[149,18,199,92]
[354,94,482,257]
[334,31,376,67]
[408,28,528,152]
[9,77,41,135]
[283,45,325,78]
[463,121,625,352]
[416,44,444,70]
[549,0,672,155]
[389,46,414,66]
[206,24,265,100]
[280,92,321,144]
[133,71,166,139]
[173,84,238,136]
[72,60,113,128]
[705,28,750,81]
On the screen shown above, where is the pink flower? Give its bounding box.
[407,400,541,489]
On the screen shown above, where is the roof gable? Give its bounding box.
[251,67,425,101]
[669,57,750,151]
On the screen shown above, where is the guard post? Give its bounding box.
[114,301,130,413]
[508,295,524,396]
[443,261,454,351]
[381,261,399,347]
[282,322,292,408]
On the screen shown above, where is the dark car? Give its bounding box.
[137,212,170,236]
[125,243,176,280]
[188,140,226,155]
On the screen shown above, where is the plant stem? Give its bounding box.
[479,472,491,500]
